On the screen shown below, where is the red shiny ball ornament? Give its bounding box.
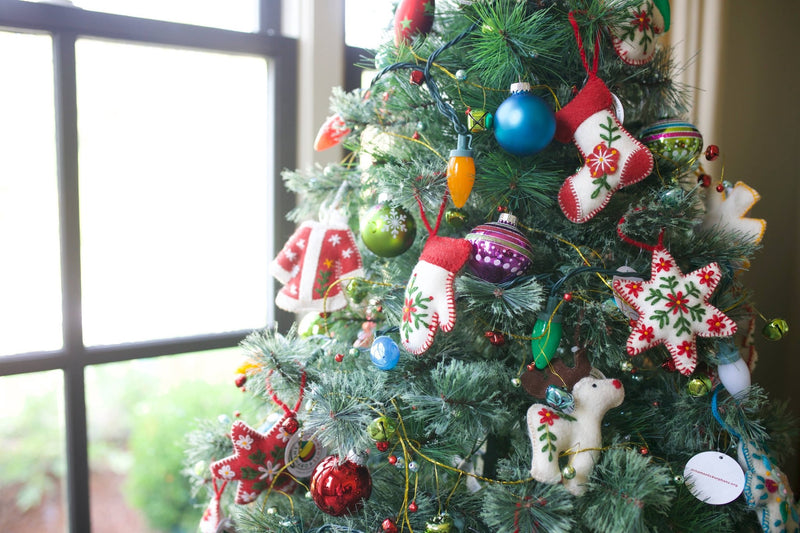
[408,501,418,513]
[563,292,573,301]
[282,417,299,435]
[412,131,421,140]
[234,410,241,418]
[234,374,247,388]
[309,455,373,517]
[382,518,399,533]
[640,447,649,455]
[705,144,720,161]
[410,70,425,85]
[335,353,344,363]
[526,363,536,372]
[698,174,711,187]
[388,455,398,465]
[376,440,390,452]
[715,183,724,192]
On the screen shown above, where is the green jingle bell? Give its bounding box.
[444,207,468,229]
[762,318,789,341]
[687,375,713,397]
[367,416,397,442]
[425,513,455,533]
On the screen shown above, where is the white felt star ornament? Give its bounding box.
[613,246,737,375]
[701,181,766,244]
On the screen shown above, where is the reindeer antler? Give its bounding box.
[521,349,592,398]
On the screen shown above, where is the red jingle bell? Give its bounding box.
[282,417,299,435]
[382,518,399,533]
[309,455,372,516]
[410,70,425,85]
[484,331,506,346]
[704,144,720,161]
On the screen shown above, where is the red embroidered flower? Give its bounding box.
[654,255,673,272]
[665,291,689,315]
[765,478,779,493]
[625,280,643,298]
[631,10,652,32]
[706,314,728,334]
[636,324,655,342]
[586,142,620,177]
[538,408,559,426]
[402,298,417,323]
[676,340,694,356]
[697,268,716,286]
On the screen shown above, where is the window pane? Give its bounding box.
[0,370,66,533]
[24,0,260,33]
[85,349,257,533]
[345,0,394,49]
[76,39,272,346]
[0,31,62,357]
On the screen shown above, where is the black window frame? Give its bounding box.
[0,1,296,531]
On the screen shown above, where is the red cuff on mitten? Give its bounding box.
[419,235,472,273]
[555,75,612,143]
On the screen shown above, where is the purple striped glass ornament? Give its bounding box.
[465,213,533,283]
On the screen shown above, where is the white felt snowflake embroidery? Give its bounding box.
[296,238,306,249]
[342,247,353,259]
[328,233,342,246]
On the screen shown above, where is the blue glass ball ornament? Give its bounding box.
[370,336,400,370]
[493,82,555,156]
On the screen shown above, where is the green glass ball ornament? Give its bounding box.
[672,474,685,485]
[425,513,455,533]
[561,464,577,480]
[347,347,360,358]
[762,318,789,341]
[444,207,468,229]
[511,378,521,387]
[360,203,416,257]
[367,416,397,442]
[687,375,713,397]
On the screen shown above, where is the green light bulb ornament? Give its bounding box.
[531,296,563,369]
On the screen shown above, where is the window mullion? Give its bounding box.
[53,30,91,533]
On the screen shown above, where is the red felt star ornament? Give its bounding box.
[613,245,737,375]
[210,416,296,504]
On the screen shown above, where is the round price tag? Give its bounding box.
[683,451,745,505]
[284,433,327,478]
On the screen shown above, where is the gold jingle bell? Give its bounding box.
[425,513,455,533]
[687,375,713,397]
[762,318,789,341]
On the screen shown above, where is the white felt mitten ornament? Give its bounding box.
[700,181,766,244]
[556,74,654,223]
[401,235,471,354]
[610,0,670,66]
[527,375,624,495]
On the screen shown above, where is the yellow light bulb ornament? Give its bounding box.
[446,134,475,208]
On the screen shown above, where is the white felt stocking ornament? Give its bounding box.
[609,0,670,66]
[557,15,654,223]
[401,235,471,354]
[738,439,800,533]
[527,375,624,496]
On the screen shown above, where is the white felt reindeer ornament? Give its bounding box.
[527,374,624,495]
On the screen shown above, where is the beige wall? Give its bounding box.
[672,0,800,480]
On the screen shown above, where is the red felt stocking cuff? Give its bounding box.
[554,74,612,143]
[419,235,471,273]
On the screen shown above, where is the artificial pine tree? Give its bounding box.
[185,1,799,532]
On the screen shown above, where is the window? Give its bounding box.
[0,1,296,531]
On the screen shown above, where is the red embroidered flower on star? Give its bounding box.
[676,340,694,356]
[538,408,559,426]
[636,324,654,342]
[706,314,728,334]
[697,268,716,286]
[625,280,643,298]
[586,142,620,177]
[654,255,673,272]
[631,10,652,32]
[665,291,689,314]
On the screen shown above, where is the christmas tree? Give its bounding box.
[185,1,799,532]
